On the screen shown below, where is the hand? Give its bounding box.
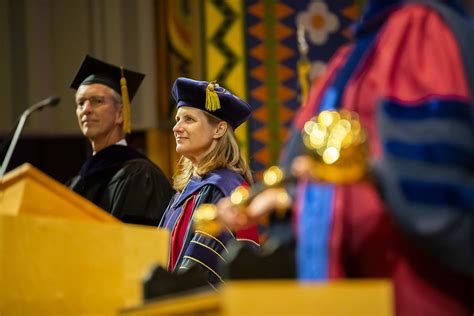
[217,188,292,231]
[216,197,251,231]
[291,155,317,179]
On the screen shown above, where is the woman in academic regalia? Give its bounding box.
[158,77,259,286]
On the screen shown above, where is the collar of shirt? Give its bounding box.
[93,139,127,155]
[116,139,127,146]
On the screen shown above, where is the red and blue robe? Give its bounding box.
[281,1,474,315]
[159,168,259,286]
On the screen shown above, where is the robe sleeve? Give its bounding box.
[176,185,259,286]
[108,159,174,226]
[370,4,474,279]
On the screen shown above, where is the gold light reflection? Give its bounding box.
[300,110,368,183]
[263,166,284,186]
[322,147,340,164]
[193,204,220,236]
[230,186,250,205]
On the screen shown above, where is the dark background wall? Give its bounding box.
[0,132,148,183]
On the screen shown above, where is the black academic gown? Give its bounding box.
[67,145,174,226]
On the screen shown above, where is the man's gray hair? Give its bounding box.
[109,88,122,106]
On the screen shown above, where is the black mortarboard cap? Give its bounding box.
[70,55,145,101]
[171,77,252,130]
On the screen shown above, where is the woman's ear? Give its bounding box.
[213,121,228,139]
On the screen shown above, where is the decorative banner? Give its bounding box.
[203,0,250,159]
[245,0,359,179]
[201,0,360,179]
[167,0,194,96]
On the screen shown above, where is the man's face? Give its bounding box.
[75,84,122,142]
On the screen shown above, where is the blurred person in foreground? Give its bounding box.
[217,1,474,315]
[158,78,259,287]
[68,55,173,226]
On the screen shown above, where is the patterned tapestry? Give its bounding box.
[156,0,196,177]
[202,0,250,158]
[167,0,194,100]
[201,0,360,179]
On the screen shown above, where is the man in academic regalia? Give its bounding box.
[67,55,173,226]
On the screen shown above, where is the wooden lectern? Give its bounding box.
[121,280,394,316]
[0,163,169,315]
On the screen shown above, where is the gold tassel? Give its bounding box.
[120,67,131,134]
[205,81,221,112]
[297,58,311,106]
[296,22,310,107]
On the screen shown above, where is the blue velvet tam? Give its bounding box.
[172,77,252,129]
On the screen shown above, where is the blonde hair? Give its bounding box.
[173,112,252,191]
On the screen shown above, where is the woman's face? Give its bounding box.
[173,106,222,164]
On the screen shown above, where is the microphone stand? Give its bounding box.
[0,96,60,178]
